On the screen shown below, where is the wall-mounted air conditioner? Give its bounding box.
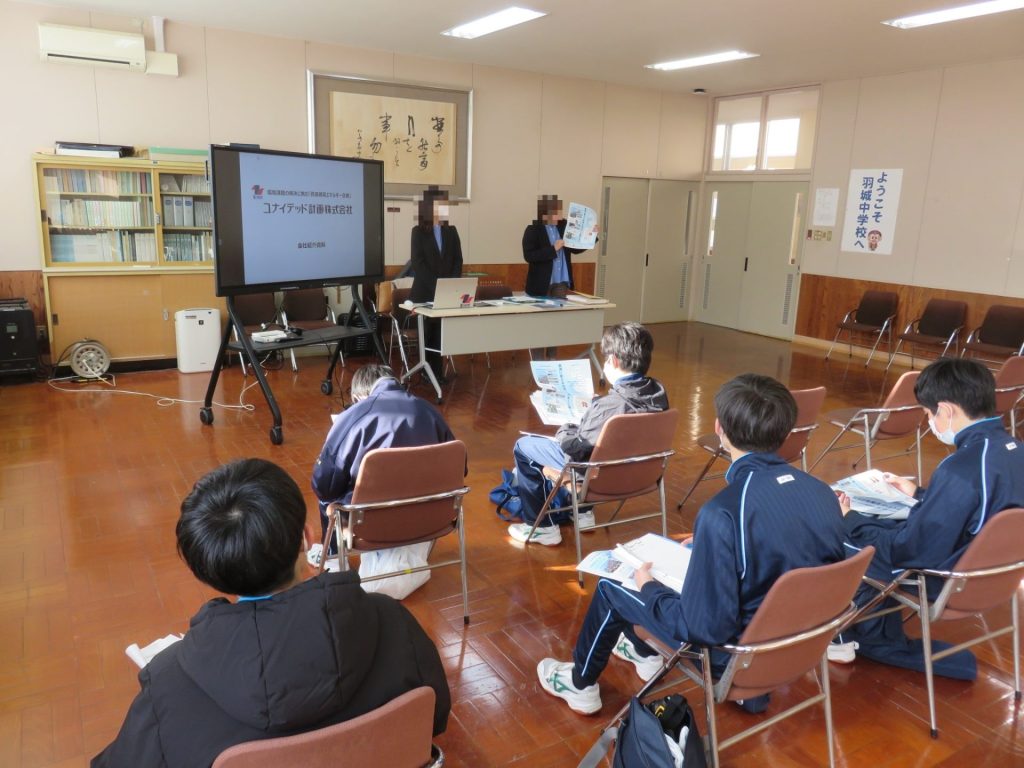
[38,23,147,71]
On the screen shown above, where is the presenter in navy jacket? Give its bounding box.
[522,194,585,298]
[410,186,462,383]
[835,357,1024,679]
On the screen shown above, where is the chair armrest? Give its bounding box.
[964,327,980,345]
[902,318,921,335]
[842,307,857,324]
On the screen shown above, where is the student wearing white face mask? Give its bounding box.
[834,357,1024,677]
[507,323,669,547]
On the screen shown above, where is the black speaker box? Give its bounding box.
[0,303,39,374]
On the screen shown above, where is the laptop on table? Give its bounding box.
[431,277,478,309]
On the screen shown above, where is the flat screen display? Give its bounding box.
[211,145,385,296]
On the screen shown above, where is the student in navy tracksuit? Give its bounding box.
[836,358,1024,679]
[536,374,847,715]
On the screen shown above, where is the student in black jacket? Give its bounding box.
[410,186,462,383]
[93,459,450,768]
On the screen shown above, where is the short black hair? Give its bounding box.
[601,322,653,375]
[715,374,797,453]
[535,194,562,222]
[176,459,306,596]
[915,358,996,419]
[351,363,397,401]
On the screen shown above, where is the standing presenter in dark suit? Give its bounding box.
[410,186,462,383]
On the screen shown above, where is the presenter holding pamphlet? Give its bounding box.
[410,186,462,384]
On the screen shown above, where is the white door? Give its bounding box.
[598,177,648,325]
[641,180,700,324]
[695,182,751,329]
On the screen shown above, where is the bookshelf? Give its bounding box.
[33,154,224,360]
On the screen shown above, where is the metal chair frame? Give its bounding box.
[885,317,963,372]
[809,404,924,483]
[524,450,674,585]
[321,486,470,623]
[826,305,897,367]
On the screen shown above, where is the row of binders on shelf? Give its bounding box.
[49,198,153,228]
[43,167,151,196]
[52,231,158,263]
[161,197,212,228]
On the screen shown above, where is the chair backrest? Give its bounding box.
[856,290,898,328]
[917,299,967,339]
[392,287,412,308]
[232,293,279,328]
[475,283,511,301]
[212,686,436,768]
[978,305,1024,349]
[994,356,1024,415]
[776,386,826,463]
[874,370,925,439]
[346,440,467,549]
[582,410,679,500]
[282,288,330,322]
[723,546,874,701]
[938,508,1024,616]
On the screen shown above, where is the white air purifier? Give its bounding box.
[174,308,221,373]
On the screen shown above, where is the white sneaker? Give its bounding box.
[306,543,340,572]
[827,640,859,664]
[576,511,596,530]
[536,659,602,714]
[612,634,664,682]
[508,522,562,546]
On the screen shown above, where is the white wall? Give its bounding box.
[0,1,707,272]
[804,57,1024,298]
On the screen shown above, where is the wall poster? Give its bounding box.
[840,169,903,255]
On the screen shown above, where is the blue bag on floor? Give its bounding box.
[489,469,573,523]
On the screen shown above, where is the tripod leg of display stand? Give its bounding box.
[400,312,443,403]
[200,319,235,426]
[228,298,285,445]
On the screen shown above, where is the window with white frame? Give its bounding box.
[709,88,819,172]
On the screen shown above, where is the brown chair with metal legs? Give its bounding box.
[601,546,874,768]
[280,288,340,372]
[231,292,281,375]
[676,386,826,510]
[994,355,1024,438]
[523,410,679,583]
[961,304,1024,368]
[212,686,443,768]
[810,370,926,483]
[886,298,966,371]
[825,290,899,367]
[320,440,470,623]
[856,509,1024,739]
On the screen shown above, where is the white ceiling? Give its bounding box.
[24,0,1024,94]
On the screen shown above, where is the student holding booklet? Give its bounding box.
[536,374,846,716]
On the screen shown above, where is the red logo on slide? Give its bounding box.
[251,184,264,199]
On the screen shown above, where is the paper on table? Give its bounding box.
[125,633,183,668]
[563,202,598,249]
[832,469,917,520]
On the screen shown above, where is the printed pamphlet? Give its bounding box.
[563,202,598,249]
[529,359,594,426]
[125,633,183,668]
[831,469,917,520]
[577,533,691,592]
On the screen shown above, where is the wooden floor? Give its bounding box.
[2,322,1022,767]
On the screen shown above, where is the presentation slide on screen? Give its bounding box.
[237,153,366,285]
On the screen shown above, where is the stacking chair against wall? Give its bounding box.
[810,371,925,483]
[886,298,967,372]
[994,356,1024,437]
[857,509,1024,739]
[523,410,679,583]
[280,288,339,372]
[825,290,899,366]
[320,440,470,623]
[676,386,826,511]
[231,292,281,376]
[611,547,873,768]
[961,304,1024,368]
[212,687,443,768]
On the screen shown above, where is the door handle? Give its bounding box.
[645,253,649,267]
[743,257,749,272]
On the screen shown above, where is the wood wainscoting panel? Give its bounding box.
[796,273,1024,343]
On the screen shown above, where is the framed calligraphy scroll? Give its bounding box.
[310,73,472,199]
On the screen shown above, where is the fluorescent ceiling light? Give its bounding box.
[883,0,1024,29]
[646,50,759,71]
[442,7,546,39]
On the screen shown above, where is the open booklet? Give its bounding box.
[529,359,594,426]
[125,633,183,668]
[577,533,692,592]
[831,469,918,520]
[563,202,599,250]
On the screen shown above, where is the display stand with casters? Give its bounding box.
[200,286,386,445]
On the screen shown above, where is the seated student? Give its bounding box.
[310,363,455,566]
[535,374,847,715]
[507,322,669,547]
[93,459,450,768]
[834,357,1024,678]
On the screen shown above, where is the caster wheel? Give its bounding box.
[199,407,213,425]
[436,397,444,405]
[321,380,333,395]
[270,426,283,445]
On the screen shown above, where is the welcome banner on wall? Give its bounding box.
[840,169,903,256]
